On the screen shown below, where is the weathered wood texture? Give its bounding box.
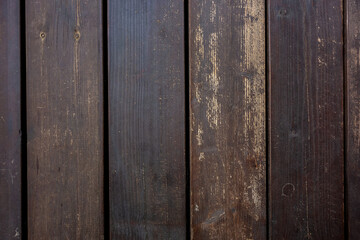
[347,0,360,238]
[269,0,344,239]
[190,1,266,239]
[108,1,186,239]
[0,0,22,239]
[26,1,104,239]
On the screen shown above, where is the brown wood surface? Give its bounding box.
[346,0,360,238]
[26,1,104,239]
[108,1,186,239]
[269,0,344,239]
[0,0,22,239]
[190,1,266,239]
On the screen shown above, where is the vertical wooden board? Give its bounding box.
[347,0,360,238]
[190,1,266,239]
[0,0,22,239]
[269,0,344,239]
[108,1,186,239]
[26,1,103,239]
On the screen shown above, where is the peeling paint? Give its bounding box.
[210,1,216,23]
[196,123,203,146]
[194,83,202,103]
[206,33,221,129]
[199,152,205,161]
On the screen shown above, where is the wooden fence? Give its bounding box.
[0,0,359,239]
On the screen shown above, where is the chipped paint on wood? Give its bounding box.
[196,123,204,146]
[190,0,266,239]
[206,32,221,130]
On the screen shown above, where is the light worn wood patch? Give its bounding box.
[190,0,266,239]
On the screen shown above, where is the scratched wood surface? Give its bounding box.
[0,0,22,239]
[26,0,104,239]
[346,0,360,238]
[269,0,344,239]
[190,1,266,239]
[108,0,186,239]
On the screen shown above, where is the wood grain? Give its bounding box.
[190,1,266,239]
[269,0,344,239]
[26,1,104,239]
[0,0,22,239]
[346,0,360,238]
[108,1,186,239]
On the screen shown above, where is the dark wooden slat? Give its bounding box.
[269,0,344,239]
[108,1,186,239]
[0,0,22,239]
[346,0,360,238]
[26,1,104,239]
[190,1,266,239]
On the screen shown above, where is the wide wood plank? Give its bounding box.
[0,0,22,239]
[108,1,186,239]
[346,0,360,238]
[269,0,344,239]
[190,1,266,239]
[26,1,104,239]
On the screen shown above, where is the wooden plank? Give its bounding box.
[269,0,344,239]
[0,0,22,239]
[346,0,360,238]
[108,1,186,239]
[26,1,104,239]
[190,1,266,239]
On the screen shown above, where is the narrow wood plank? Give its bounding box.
[190,1,266,239]
[26,1,104,239]
[269,0,344,239]
[108,1,186,239]
[0,0,22,239]
[347,0,360,238]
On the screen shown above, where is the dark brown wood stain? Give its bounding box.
[346,0,360,239]
[269,0,344,239]
[26,0,104,239]
[108,1,186,239]
[0,0,22,239]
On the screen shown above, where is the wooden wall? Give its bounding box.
[0,0,359,239]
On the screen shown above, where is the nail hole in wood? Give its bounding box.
[74,31,80,40]
[40,32,46,39]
